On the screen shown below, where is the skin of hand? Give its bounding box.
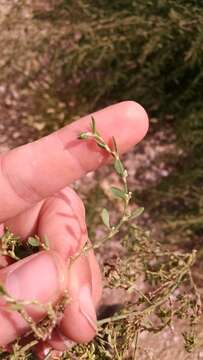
[0,101,149,357]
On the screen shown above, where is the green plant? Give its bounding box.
[0,118,201,359]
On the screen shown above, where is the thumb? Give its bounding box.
[0,251,67,347]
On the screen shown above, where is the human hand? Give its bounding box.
[0,101,148,357]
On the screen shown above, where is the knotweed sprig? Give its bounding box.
[74,117,144,260]
[0,284,69,342]
[0,228,21,261]
[0,340,39,360]
[71,117,202,357]
[0,230,50,262]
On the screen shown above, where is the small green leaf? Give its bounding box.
[91,117,100,136]
[111,186,126,200]
[28,237,40,247]
[91,116,96,133]
[78,132,89,140]
[129,207,144,220]
[114,158,125,176]
[101,208,110,228]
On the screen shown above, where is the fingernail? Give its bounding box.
[47,327,75,351]
[57,331,75,349]
[79,285,97,332]
[5,251,64,302]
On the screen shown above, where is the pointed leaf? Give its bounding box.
[129,207,144,220]
[111,186,126,200]
[101,208,110,228]
[114,158,125,176]
[91,116,96,133]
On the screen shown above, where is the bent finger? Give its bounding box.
[36,187,102,346]
[0,101,148,222]
[59,251,101,344]
[35,246,102,355]
[37,187,87,259]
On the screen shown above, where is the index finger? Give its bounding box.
[0,101,148,222]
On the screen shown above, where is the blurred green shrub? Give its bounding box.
[34,1,203,138]
[1,1,203,135]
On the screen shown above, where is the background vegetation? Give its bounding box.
[0,0,203,358]
[1,0,203,248]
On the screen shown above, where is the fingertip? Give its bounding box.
[46,327,75,351]
[59,254,97,343]
[60,310,97,344]
[59,284,97,343]
[119,100,149,139]
[98,100,149,155]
